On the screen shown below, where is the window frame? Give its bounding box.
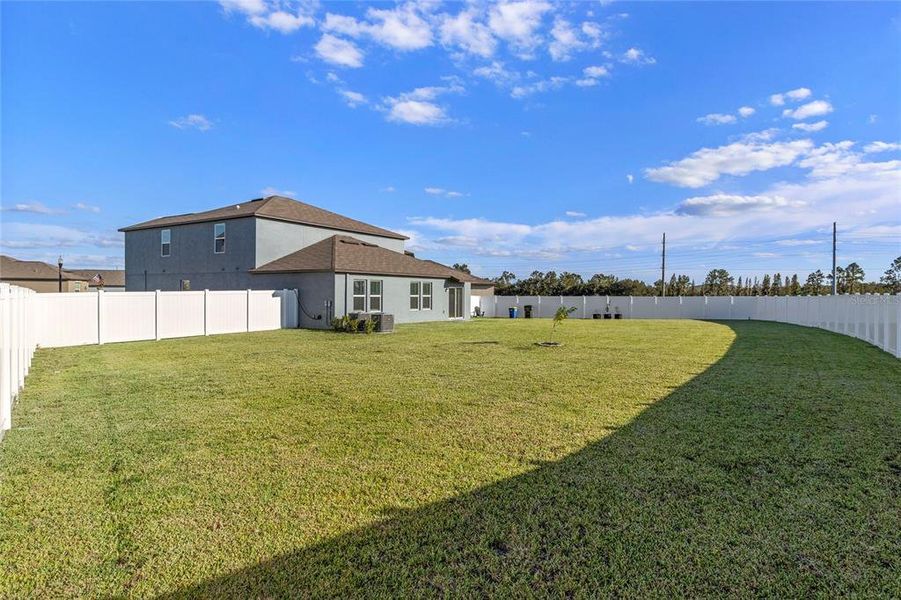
[369,280,383,313]
[161,229,171,257]
[409,281,421,311]
[352,279,367,312]
[421,282,433,310]
[213,222,226,254]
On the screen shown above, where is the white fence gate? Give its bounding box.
[488,294,901,358]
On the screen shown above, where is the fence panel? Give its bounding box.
[1,285,38,435]
[158,291,206,339]
[102,292,156,344]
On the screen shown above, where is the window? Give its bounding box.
[352,280,366,312]
[161,229,171,257]
[214,223,226,254]
[422,282,432,310]
[180,279,191,291]
[74,281,82,292]
[369,280,382,312]
[409,282,421,310]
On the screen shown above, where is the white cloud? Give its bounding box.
[220,1,314,33]
[387,101,447,125]
[260,186,296,197]
[169,114,213,131]
[792,120,829,133]
[782,99,833,120]
[0,223,123,250]
[697,113,737,126]
[626,174,634,184]
[406,160,900,261]
[620,47,655,65]
[381,186,396,193]
[511,75,568,98]
[798,141,901,179]
[382,81,464,126]
[1,202,60,215]
[473,61,520,86]
[565,210,586,218]
[323,4,433,51]
[249,10,314,33]
[74,202,101,213]
[645,139,814,188]
[548,17,589,61]
[339,89,367,108]
[675,194,804,216]
[314,34,364,68]
[487,0,552,55]
[863,141,901,153]
[424,187,465,198]
[868,114,878,124]
[439,9,496,58]
[769,87,812,106]
[738,106,755,118]
[583,65,609,79]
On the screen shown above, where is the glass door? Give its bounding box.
[448,287,463,319]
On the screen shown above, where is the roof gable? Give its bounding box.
[119,195,407,240]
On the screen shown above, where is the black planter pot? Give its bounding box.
[592,313,602,319]
[614,313,623,319]
[603,313,612,319]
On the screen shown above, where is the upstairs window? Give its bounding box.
[161,229,171,257]
[214,223,226,254]
[352,280,366,312]
[409,282,421,310]
[369,280,382,312]
[422,282,433,310]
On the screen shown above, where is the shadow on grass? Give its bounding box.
[161,322,899,598]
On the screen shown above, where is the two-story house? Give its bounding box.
[120,195,492,328]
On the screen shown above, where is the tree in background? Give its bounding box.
[735,276,743,296]
[803,270,825,295]
[880,256,901,294]
[452,263,471,274]
[844,263,865,294]
[493,271,517,291]
[761,274,771,296]
[771,273,782,296]
[703,269,734,295]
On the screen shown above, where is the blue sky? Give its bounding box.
[2,1,900,282]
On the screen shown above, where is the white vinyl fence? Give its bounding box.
[486,294,901,358]
[0,287,298,435]
[0,285,38,436]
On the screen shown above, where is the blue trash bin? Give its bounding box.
[508,307,518,318]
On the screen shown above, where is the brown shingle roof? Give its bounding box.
[0,255,86,281]
[252,235,476,281]
[66,269,126,287]
[119,195,407,240]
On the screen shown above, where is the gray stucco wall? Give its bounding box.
[250,272,336,329]
[255,219,406,267]
[124,218,257,291]
[334,274,470,324]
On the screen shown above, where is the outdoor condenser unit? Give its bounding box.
[373,314,394,333]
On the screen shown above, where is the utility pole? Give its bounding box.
[661,232,666,297]
[831,222,837,295]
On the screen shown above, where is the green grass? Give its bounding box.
[1,319,899,597]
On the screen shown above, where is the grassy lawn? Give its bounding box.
[1,319,898,597]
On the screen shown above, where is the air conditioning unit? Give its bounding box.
[373,314,394,333]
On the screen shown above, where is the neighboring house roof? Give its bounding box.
[119,195,408,240]
[419,260,495,286]
[66,269,126,287]
[0,255,86,281]
[252,235,483,282]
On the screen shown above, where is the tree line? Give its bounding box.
[485,256,901,297]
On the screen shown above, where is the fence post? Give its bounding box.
[882,295,890,353]
[204,290,209,335]
[629,296,633,319]
[96,290,105,345]
[1,285,11,432]
[246,289,252,332]
[895,296,901,358]
[154,290,161,341]
[537,296,541,318]
[582,296,586,319]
